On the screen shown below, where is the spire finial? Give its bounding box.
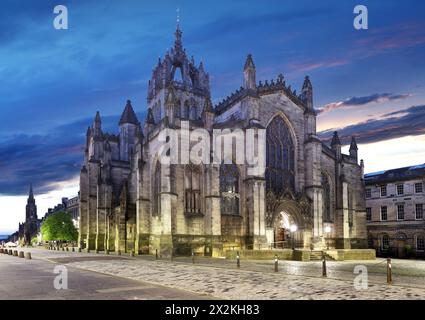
[29,183,34,199]
[176,8,180,28]
[174,8,183,51]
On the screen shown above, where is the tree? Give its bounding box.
[41,211,78,242]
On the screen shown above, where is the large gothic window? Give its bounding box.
[183,101,190,119]
[322,173,331,222]
[185,165,202,214]
[266,116,295,194]
[153,163,161,216]
[220,164,240,215]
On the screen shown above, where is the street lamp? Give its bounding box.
[290,224,297,250]
[324,226,332,250]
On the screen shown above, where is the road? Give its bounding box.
[2,247,425,299]
[0,251,210,300]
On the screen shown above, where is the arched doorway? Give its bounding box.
[265,190,311,250]
[274,211,296,248]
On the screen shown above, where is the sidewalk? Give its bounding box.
[21,247,425,299]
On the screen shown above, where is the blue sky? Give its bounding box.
[1,0,425,233]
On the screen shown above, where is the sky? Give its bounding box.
[1,0,425,234]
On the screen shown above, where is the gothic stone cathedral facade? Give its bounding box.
[79,25,367,256]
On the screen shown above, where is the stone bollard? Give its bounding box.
[18,251,24,258]
[8,249,13,255]
[322,252,327,278]
[236,251,240,269]
[274,255,279,272]
[24,252,32,260]
[387,258,392,285]
[13,250,18,257]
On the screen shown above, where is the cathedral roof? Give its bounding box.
[119,100,139,125]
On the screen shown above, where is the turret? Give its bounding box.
[143,107,155,136]
[165,85,177,123]
[244,54,256,90]
[93,111,102,137]
[349,136,358,162]
[202,96,215,129]
[301,76,313,110]
[331,131,341,159]
[119,100,139,161]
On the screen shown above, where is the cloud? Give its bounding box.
[317,93,412,114]
[318,105,425,145]
[289,59,348,73]
[0,111,145,196]
[356,21,425,54]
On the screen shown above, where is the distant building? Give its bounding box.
[18,185,41,245]
[41,195,80,229]
[65,194,80,229]
[365,164,425,258]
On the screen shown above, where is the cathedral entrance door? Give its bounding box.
[273,211,295,249]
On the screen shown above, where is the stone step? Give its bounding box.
[309,251,335,261]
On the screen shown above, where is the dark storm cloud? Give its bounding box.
[319,105,425,145]
[0,112,145,196]
[317,93,411,114]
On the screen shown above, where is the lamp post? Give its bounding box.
[324,226,331,250]
[290,224,298,250]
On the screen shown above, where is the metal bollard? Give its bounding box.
[72,247,75,252]
[322,252,327,277]
[78,247,82,253]
[387,258,392,285]
[155,249,158,260]
[274,255,279,272]
[18,251,24,258]
[24,252,31,260]
[236,251,240,268]
[66,247,69,251]
[192,251,195,264]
